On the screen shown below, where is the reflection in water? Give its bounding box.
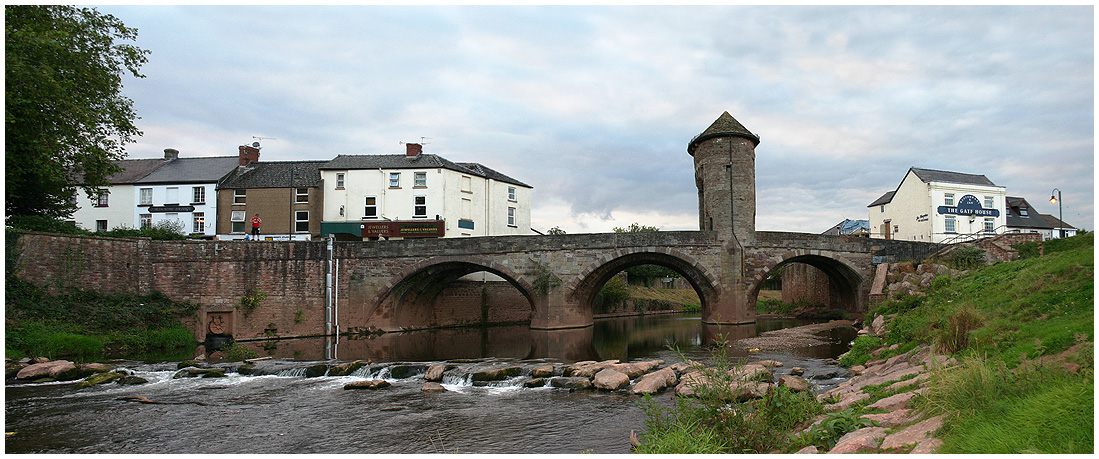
[235,313,853,363]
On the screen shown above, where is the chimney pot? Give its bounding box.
[406,143,422,157]
[238,145,261,166]
[164,148,179,160]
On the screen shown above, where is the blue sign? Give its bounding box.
[458,219,475,230]
[937,194,999,217]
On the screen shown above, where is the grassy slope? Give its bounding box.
[626,285,701,310]
[868,233,1093,454]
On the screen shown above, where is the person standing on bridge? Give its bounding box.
[250,214,262,240]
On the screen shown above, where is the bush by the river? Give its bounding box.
[5,275,200,361]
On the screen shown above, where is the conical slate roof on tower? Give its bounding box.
[687,111,760,155]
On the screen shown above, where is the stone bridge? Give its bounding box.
[13,112,940,341]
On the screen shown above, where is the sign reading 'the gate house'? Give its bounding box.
[937,194,999,217]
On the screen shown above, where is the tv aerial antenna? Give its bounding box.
[251,136,277,148]
[400,137,434,146]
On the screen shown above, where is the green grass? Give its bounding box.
[868,232,1094,454]
[5,274,200,361]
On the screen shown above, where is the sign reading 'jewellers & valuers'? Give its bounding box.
[937,194,1000,217]
[361,220,445,238]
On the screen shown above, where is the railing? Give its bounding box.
[933,225,1013,256]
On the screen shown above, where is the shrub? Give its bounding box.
[838,335,882,367]
[219,342,259,361]
[936,307,982,354]
[944,244,986,270]
[594,277,630,313]
[795,408,879,450]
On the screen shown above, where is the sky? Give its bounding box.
[96,4,1095,234]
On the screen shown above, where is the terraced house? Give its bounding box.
[215,151,326,240]
[318,143,534,240]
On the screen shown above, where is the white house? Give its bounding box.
[318,143,534,240]
[71,156,170,232]
[131,148,242,238]
[868,167,1007,243]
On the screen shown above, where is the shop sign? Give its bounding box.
[361,220,445,238]
[149,205,196,213]
[937,194,999,217]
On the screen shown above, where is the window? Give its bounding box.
[414,172,427,188]
[95,191,109,207]
[364,196,377,219]
[139,188,152,206]
[984,196,994,209]
[336,173,345,189]
[296,188,309,203]
[95,220,108,232]
[880,205,885,213]
[461,198,472,220]
[461,176,472,193]
[945,216,956,233]
[231,210,246,233]
[192,212,205,233]
[507,207,516,226]
[944,193,954,206]
[234,189,246,205]
[413,196,427,218]
[166,187,179,205]
[1020,207,1028,216]
[192,186,206,204]
[984,218,995,234]
[295,210,309,233]
[508,186,517,201]
[139,214,152,228]
[389,172,400,188]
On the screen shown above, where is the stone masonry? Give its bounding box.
[13,112,939,341]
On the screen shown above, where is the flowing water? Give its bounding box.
[5,313,856,454]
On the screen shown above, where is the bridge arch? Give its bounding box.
[747,251,866,314]
[366,256,537,331]
[567,248,720,317]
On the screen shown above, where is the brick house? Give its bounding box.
[215,147,325,240]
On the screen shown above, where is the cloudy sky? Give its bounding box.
[98,5,1094,234]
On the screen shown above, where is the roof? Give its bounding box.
[71,157,170,185]
[219,161,327,189]
[135,156,242,184]
[909,167,998,187]
[688,111,760,155]
[867,191,896,207]
[1040,213,1076,230]
[823,219,870,235]
[322,153,531,188]
[1003,196,1052,230]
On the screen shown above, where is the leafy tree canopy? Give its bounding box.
[546,226,566,235]
[6,5,148,218]
[612,222,680,280]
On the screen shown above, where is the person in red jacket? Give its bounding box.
[250,214,262,239]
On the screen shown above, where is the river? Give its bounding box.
[4,313,856,454]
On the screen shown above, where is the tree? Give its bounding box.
[546,226,566,235]
[612,222,680,282]
[6,5,149,218]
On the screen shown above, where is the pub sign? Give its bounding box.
[937,194,999,217]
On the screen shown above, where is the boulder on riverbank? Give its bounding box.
[630,367,678,395]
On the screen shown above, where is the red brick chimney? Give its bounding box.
[238,145,260,166]
[406,143,422,157]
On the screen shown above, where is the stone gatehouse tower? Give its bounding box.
[687,111,761,324]
[688,111,759,244]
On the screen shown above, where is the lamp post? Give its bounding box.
[1049,188,1063,239]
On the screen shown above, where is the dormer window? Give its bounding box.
[1020,207,1028,216]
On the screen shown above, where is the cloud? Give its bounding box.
[101,5,1094,234]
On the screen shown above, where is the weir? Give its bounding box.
[12,112,940,344]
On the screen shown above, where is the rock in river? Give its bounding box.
[345,379,391,390]
[593,368,630,391]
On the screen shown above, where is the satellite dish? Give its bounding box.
[252,142,261,148]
